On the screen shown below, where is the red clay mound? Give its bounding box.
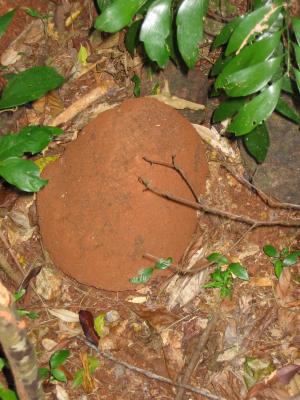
[37,98,208,290]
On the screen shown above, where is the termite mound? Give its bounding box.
[37,97,208,290]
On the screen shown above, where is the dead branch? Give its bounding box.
[79,337,226,400]
[175,312,220,400]
[139,177,300,228]
[0,280,44,400]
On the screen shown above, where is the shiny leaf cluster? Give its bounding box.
[130,257,173,284]
[39,350,70,383]
[204,252,249,298]
[263,244,300,278]
[212,0,300,163]
[0,125,63,192]
[94,0,208,68]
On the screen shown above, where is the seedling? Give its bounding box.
[39,350,70,383]
[263,244,300,278]
[13,289,39,320]
[203,252,249,298]
[130,257,173,284]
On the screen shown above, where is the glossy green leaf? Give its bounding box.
[125,19,143,55]
[140,0,172,68]
[0,126,62,161]
[94,0,146,32]
[51,368,67,383]
[212,16,242,49]
[263,244,279,257]
[25,7,43,18]
[0,387,17,400]
[281,75,294,94]
[228,78,282,135]
[293,43,300,69]
[275,97,300,124]
[96,0,113,11]
[0,158,48,192]
[206,252,228,266]
[50,350,70,369]
[176,0,207,68]
[0,66,64,110]
[292,17,300,46]
[243,123,269,163]
[210,54,233,77]
[155,257,172,270]
[0,10,15,39]
[294,67,300,93]
[216,56,282,97]
[228,263,249,280]
[225,4,281,56]
[38,367,50,380]
[213,98,246,122]
[283,253,299,266]
[138,0,157,15]
[219,31,281,78]
[130,267,154,284]
[273,259,283,278]
[14,288,26,302]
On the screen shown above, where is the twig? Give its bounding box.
[78,337,225,400]
[143,156,199,202]
[175,312,220,400]
[220,163,300,211]
[139,177,300,228]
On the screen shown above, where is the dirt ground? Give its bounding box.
[0,1,299,400]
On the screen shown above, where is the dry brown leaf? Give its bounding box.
[80,352,95,393]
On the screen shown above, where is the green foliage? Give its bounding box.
[14,289,39,319]
[131,74,141,97]
[212,2,300,163]
[204,252,249,298]
[72,356,100,388]
[39,350,70,383]
[24,7,49,19]
[0,66,64,110]
[94,0,207,68]
[130,257,173,284]
[0,10,15,39]
[0,359,17,400]
[0,125,62,192]
[263,244,300,278]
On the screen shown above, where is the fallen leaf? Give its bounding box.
[49,308,79,322]
[79,310,99,347]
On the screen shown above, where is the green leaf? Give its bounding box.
[0,125,62,160]
[155,257,172,270]
[0,10,15,39]
[275,97,300,124]
[78,45,89,67]
[210,54,233,77]
[218,31,281,79]
[0,66,64,110]
[294,68,300,93]
[283,253,299,266]
[228,263,249,280]
[125,19,143,55]
[140,0,172,68]
[0,157,48,192]
[216,56,282,97]
[51,368,67,383]
[94,313,106,337]
[207,252,228,266]
[273,259,283,278]
[203,281,224,288]
[176,0,207,68]
[213,98,246,123]
[0,358,5,372]
[17,309,39,319]
[0,388,18,400]
[220,286,231,298]
[212,16,242,49]
[25,7,43,18]
[14,288,26,302]
[293,43,300,69]
[243,122,270,163]
[292,17,300,46]
[225,3,281,56]
[50,350,70,369]
[131,74,141,97]
[263,244,279,257]
[130,267,154,284]
[228,78,282,135]
[38,367,50,380]
[281,75,294,94]
[94,0,146,32]
[72,369,84,388]
[96,0,113,11]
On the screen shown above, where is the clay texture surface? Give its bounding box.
[37,98,208,290]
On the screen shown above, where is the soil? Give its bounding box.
[37,97,208,290]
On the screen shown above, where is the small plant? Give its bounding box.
[130,257,173,284]
[0,358,17,400]
[263,244,300,278]
[72,355,100,389]
[13,289,39,320]
[203,252,249,298]
[39,350,70,383]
